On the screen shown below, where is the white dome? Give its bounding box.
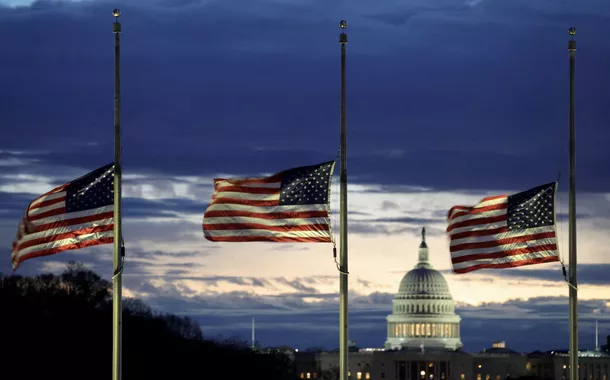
[385,228,463,351]
[397,267,452,301]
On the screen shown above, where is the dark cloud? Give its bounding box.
[275,278,320,294]
[451,275,496,284]
[330,210,371,217]
[0,1,608,192]
[131,250,212,259]
[163,269,191,276]
[461,264,610,287]
[350,185,433,194]
[162,275,273,288]
[5,241,610,353]
[122,220,205,247]
[356,279,375,288]
[267,245,311,252]
[380,200,399,210]
[1,245,114,278]
[133,285,610,352]
[121,197,205,219]
[363,216,442,225]
[349,222,444,236]
[128,275,338,291]
[1,245,210,287]
[127,260,204,272]
[349,223,400,235]
[0,193,29,220]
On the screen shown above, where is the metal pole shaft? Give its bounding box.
[112,11,123,380]
[568,27,577,380]
[596,320,599,351]
[339,21,348,380]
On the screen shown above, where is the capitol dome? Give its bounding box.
[385,227,463,351]
[397,267,451,299]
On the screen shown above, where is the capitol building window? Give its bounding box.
[388,322,460,338]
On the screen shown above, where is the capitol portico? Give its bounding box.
[385,228,462,351]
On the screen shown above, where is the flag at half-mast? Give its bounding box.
[446,182,559,274]
[202,161,335,242]
[11,163,115,270]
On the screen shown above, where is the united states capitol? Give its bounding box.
[278,228,610,380]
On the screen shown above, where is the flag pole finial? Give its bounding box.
[568,27,576,51]
[113,9,122,33]
[339,20,347,44]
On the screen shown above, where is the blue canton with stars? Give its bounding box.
[66,163,115,212]
[279,161,335,205]
[506,182,556,230]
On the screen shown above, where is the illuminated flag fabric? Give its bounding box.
[446,182,559,274]
[203,161,335,242]
[11,163,115,270]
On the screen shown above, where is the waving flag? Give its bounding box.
[11,163,115,270]
[446,182,559,274]
[203,161,335,242]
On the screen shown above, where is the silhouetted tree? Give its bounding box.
[158,312,203,340]
[60,261,111,306]
[0,263,293,380]
[123,298,153,318]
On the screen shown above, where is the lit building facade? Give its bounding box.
[527,350,610,380]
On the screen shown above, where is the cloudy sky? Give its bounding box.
[1,0,610,353]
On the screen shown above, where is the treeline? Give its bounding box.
[0,262,294,380]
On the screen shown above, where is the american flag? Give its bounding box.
[446,182,559,274]
[11,163,115,270]
[202,161,335,242]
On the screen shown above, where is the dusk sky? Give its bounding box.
[1,0,609,353]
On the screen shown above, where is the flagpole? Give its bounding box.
[112,9,124,380]
[567,26,578,380]
[338,20,349,380]
[252,317,256,350]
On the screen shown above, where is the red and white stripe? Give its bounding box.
[11,185,114,270]
[446,195,558,274]
[202,176,331,242]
